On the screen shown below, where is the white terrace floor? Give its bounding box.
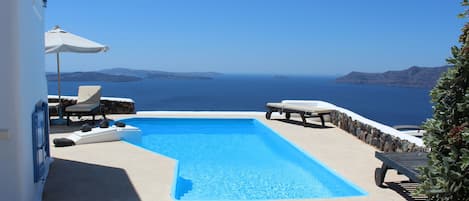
[43,112,421,201]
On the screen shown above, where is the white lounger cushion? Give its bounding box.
[266,102,284,108]
[282,104,333,114]
[282,100,337,109]
[267,102,332,114]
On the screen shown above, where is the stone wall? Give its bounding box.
[48,97,135,116]
[329,110,427,152]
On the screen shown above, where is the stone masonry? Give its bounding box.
[329,110,427,152]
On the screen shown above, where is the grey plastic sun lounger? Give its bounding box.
[265,102,333,127]
[374,151,428,187]
[393,125,426,138]
[65,86,105,125]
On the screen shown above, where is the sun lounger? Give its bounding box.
[393,125,425,138]
[374,151,428,187]
[265,102,333,127]
[65,86,105,125]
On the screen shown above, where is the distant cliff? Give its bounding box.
[47,68,222,82]
[336,65,452,88]
[46,72,141,82]
[99,68,222,80]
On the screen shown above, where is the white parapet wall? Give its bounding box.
[0,1,49,201]
[48,95,135,103]
[282,100,424,148]
[48,95,136,115]
[137,111,270,116]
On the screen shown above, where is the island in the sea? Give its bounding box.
[336,65,452,88]
[46,68,223,82]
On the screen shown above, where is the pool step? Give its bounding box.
[174,177,193,199]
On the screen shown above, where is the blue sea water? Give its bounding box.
[47,75,433,126]
[121,118,366,200]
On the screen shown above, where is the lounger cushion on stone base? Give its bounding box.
[66,125,141,145]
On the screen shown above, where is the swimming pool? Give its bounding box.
[120,118,366,200]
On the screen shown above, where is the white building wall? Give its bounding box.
[0,0,48,201]
[0,1,22,200]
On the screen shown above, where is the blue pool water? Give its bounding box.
[121,118,366,200]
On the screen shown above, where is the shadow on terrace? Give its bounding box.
[43,158,141,201]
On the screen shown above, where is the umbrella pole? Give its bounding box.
[50,53,66,125]
[56,53,63,120]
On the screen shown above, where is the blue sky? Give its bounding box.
[45,1,464,75]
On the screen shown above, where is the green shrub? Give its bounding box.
[418,2,469,200]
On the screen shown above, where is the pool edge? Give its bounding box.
[253,119,369,197]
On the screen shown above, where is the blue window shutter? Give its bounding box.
[32,100,49,183]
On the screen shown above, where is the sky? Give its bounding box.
[45,0,465,76]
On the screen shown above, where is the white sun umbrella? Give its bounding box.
[45,25,109,123]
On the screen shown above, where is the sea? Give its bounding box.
[47,75,434,127]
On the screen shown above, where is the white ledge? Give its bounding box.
[281,100,424,147]
[136,111,273,117]
[48,95,135,103]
